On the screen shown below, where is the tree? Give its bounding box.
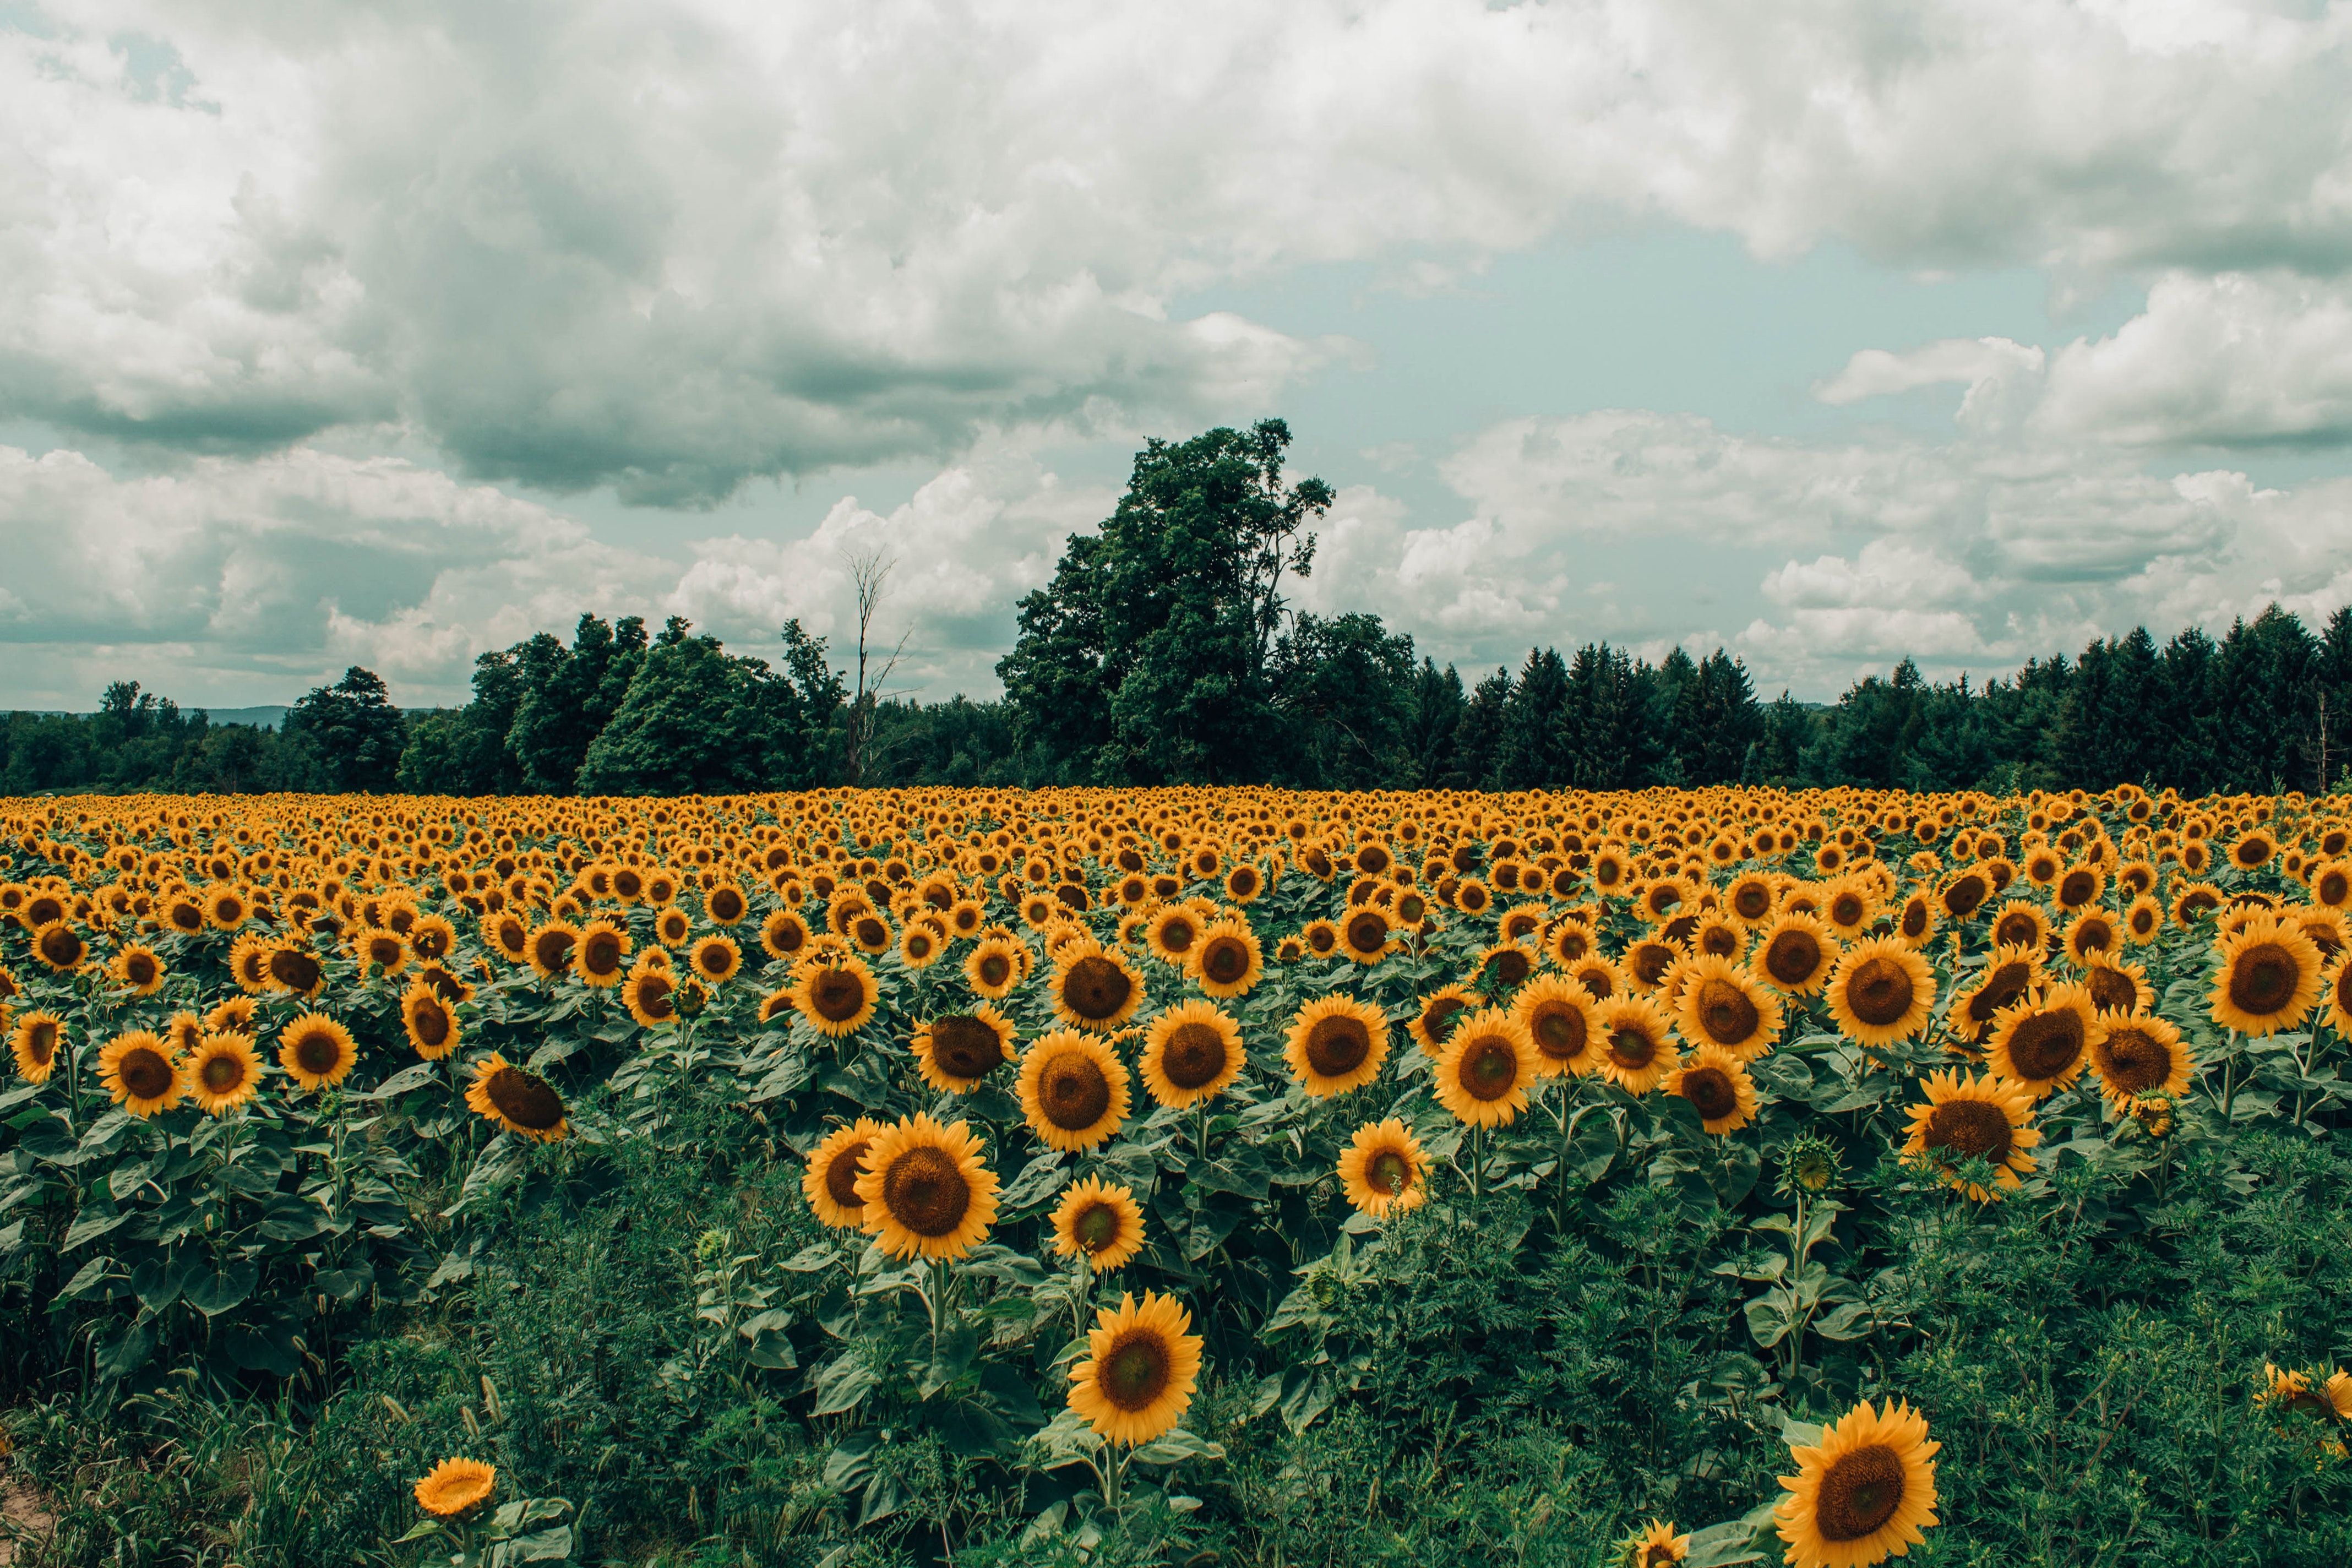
[507,614,649,792]
[1268,612,1418,788]
[843,552,911,785]
[283,667,406,793]
[1495,647,1570,790]
[576,619,847,796]
[1402,659,1466,789]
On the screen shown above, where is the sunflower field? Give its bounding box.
[2,785,2351,1567]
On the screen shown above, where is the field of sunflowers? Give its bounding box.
[2,783,2350,1567]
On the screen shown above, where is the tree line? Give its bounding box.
[6,420,2349,799]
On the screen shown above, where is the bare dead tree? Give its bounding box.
[844,549,911,785]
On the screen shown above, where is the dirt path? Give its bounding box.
[0,1468,55,1565]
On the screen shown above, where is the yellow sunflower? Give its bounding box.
[802,1117,884,1229]
[108,942,166,997]
[1337,1118,1430,1217]
[689,933,743,985]
[1018,1030,1132,1152]
[1663,1044,1760,1134]
[1945,944,2044,1050]
[1409,983,1485,1058]
[1433,1008,1537,1128]
[913,1005,1017,1092]
[622,955,678,1028]
[1986,982,2101,1099]
[1068,1291,1204,1446]
[1823,938,1936,1049]
[2209,916,2322,1037]
[413,1456,497,1519]
[1902,1069,2040,1200]
[2087,1012,2191,1109]
[1190,919,1264,999]
[1146,905,1204,968]
[186,1032,264,1115]
[1140,1000,1245,1109]
[962,935,1024,999]
[399,980,461,1060]
[1773,1398,1940,1568]
[1048,939,1145,1033]
[574,919,631,988]
[853,1113,1000,1261]
[276,1014,358,1093]
[1052,1175,1147,1271]
[1281,994,1390,1096]
[1337,906,1396,965]
[1620,1520,1691,1567]
[1594,995,1683,1096]
[1514,974,1603,1077]
[12,1010,64,1082]
[1754,912,1839,995]
[464,1052,570,1142]
[1672,954,1784,1060]
[99,1030,183,1117]
[790,956,879,1037]
[526,920,580,981]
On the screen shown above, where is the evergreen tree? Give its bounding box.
[1401,659,1466,789]
[1495,647,1570,789]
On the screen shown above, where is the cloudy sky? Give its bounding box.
[6,0,2352,712]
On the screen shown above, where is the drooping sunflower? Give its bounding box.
[401,980,461,1060]
[206,995,259,1033]
[2087,1012,2191,1109]
[1068,1291,1204,1446]
[1514,974,1602,1077]
[622,955,677,1028]
[853,1113,1000,1261]
[791,956,879,1036]
[1409,983,1485,1058]
[1595,995,1683,1096]
[1052,1175,1147,1271]
[99,1030,183,1117]
[965,935,1025,999]
[1048,939,1144,1033]
[12,1010,64,1082]
[1945,943,2044,1049]
[1986,982,2100,1098]
[527,920,580,981]
[1664,1043,1760,1134]
[1773,1398,1940,1568]
[2209,916,2323,1038]
[1823,938,1936,1049]
[1434,1008,1538,1128]
[1754,912,1839,996]
[186,1032,264,1115]
[1337,1118,1430,1217]
[574,919,631,988]
[1019,1029,1132,1152]
[464,1052,570,1142]
[1191,919,1264,999]
[1902,1068,2041,1200]
[1892,892,1937,949]
[1140,999,1246,1109]
[802,1117,884,1229]
[1281,994,1390,1096]
[912,1004,1017,1092]
[1672,954,1784,1060]
[413,1456,497,1519]
[277,1014,358,1093]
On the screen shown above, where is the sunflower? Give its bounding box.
[1565,955,1625,1002]
[2079,954,2149,1017]
[1595,996,1683,1095]
[1191,919,1264,999]
[759,908,812,963]
[1989,900,2050,954]
[108,942,165,997]
[1140,1000,1245,1109]
[704,880,749,926]
[1823,938,1936,1049]
[689,933,743,986]
[1892,892,1937,948]
[1544,914,1598,966]
[1337,906,1395,964]
[654,905,693,948]
[802,1117,884,1229]
[99,1030,183,1117]
[913,1005,1017,1092]
[30,921,86,972]
[623,956,678,1028]
[1433,1008,1537,1128]
[1664,1043,1760,1134]
[2087,1012,2190,1109]
[401,981,461,1060]
[1019,1030,1132,1152]
[1514,974,1602,1077]
[791,956,879,1036]
[10,1011,63,1082]
[277,1014,358,1092]
[1902,1068,2040,1200]
[1754,912,1838,995]
[206,995,259,1033]
[1620,1520,1691,1567]
[527,920,580,981]
[164,1010,205,1060]
[2060,908,2121,968]
[574,919,631,988]
[1774,1398,1940,1568]
[357,927,410,978]
[1986,982,2100,1098]
[413,1456,497,1519]
[1672,954,1784,1060]
[1048,940,1144,1033]
[899,919,948,970]
[965,935,1025,999]
[1299,918,1342,959]
[1068,1291,1204,1446]
[1409,983,1485,1058]
[2209,916,2322,1037]
[1281,994,1390,1096]
[186,1032,264,1115]
[485,912,531,965]
[1338,1118,1430,1217]
[1945,944,2044,1049]
[853,1113,1000,1261]
[1052,1176,1147,1270]
[1146,905,1204,967]
[464,1052,570,1142]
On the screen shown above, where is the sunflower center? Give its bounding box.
[978,952,1012,987]
[1733,884,1772,920]
[1696,978,1760,1044]
[1421,995,1467,1044]
[853,918,889,950]
[931,1016,1006,1079]
[1039,1054,1114,1131]
[635,973,675,1019]
[1608,1025,1658,1071]
[201,1053,247,1093]
[1097,1331,1173,1412]
[1681,1066,1738,1121]
[1490,949,1532,987]
[2098,1026,2170,1091]
[292,1029,344,1076]
[487,1066,566,1131]
[1943,873,1989,918]
[1200,939,1249,985]
[809,969,868,1022]
[1967,961,2034,1023]
[119,1046,175,1101]
[1460,1037,1518,1101]
[1345,912,1390,955]
[2059,871,2096,907]
[1925,1098,2013,1161]
[1366,1149,1411,1195]
[1062,956,1134,1021]
[1901,901,1930,938]
[2227,943,2297,1015]
[126,954,156,984]
[39,928,82,966]
[1576,965,1616,999]
[824,1142,870,1210]
[2086,967,2136,1014]
[711,889,745,921]
[2007,1010,2086,1080]
[1073,1201,1120,1253]
[1304,1014,1372,1076]
[2074,918,2114,956]
[581,933,624,976]
[533,930,575,970]
[1530,1001,1587,1061]
[411,1000,450,1047]
[1845,958,1914,1027]
[1162,1022,1229,1090]
[25,1023,57,1065]
[1763,930,1822,986]
[883,1145,971,1237]
[1816,1442,1907,1542]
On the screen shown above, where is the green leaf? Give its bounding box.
[920,1320,982,1399]
[185,1260,260,1317]
[62,1206,128,1251]
[95,1315,155,1382]
[1130,1427,1225,1466]
[810,1351,879,1416]
[998,1151,1070,1215]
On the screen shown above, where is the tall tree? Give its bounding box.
[284,667,406,793]
[1268,612,1418,788]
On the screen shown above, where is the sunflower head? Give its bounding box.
[1774,1398,1941,1568]
[1337,1118,1429,1217]
[1190,919,1264,998]
[1673,954,1784,1059]
[1052,1175,1146,1270]
[1824,937,1935,1050]
[1282,994,1390,1096]
[187,1032,264,1115]
[1594,996,1681,1096]
[1903,1068,2041,1200]
[1018,1030,1131,1152]
[99,1030,183,1117]
[2209,916,2322,1038]
[792,956,879,1037]
[913,1005,1016,1092]
[277,1014,358,1093]
[1140,999,1245,1108]
[1754,912,1838,995]
[803,1117,884,1228]
[1434,1008,1537,1128]
[1049,940,1144,1032]
[1515,974,1601,1077]
[1664,1043,1759,1135]
[465,1052,570,1142]
[1068,1291,1205,1446]
[852,1113,1000,1261]
[1987,982,2100,1098]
